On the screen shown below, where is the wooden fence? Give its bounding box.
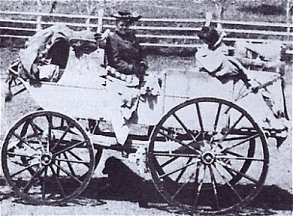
[0,10,292,49]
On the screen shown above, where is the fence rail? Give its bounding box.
[0,10,292,48]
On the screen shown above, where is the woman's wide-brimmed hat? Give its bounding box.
[111,11,142,22]
[197,26,220,47]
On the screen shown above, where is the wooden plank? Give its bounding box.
[140,43,202,48]
[103,24,201,31]
[214,19,293,28]
[224,37,292,45]
[224,28,292,36]
[136,34,199,39]
[0,34,30,39]
[0,26,36,32]
[0,18,37,24]
[1,11,291,27]
[0,11,99,19]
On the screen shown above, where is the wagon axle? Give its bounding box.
[40,153,53,166]
[201,151,215,165]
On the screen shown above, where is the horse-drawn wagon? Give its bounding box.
[1,26,289,214]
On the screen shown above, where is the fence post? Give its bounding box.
[205,12,213,27]
[97,8,105,65]
[97,8,104,33]
[36,0,42,31]
[286,0,291,42]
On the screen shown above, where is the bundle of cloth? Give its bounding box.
[16,24,99,82]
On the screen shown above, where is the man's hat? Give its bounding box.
[111,11,142,22]
[197,26,220,47]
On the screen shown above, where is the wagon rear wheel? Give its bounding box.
[147,97,269,214]
[1,111,95,205]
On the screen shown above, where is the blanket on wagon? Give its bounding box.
[17,24,98,82]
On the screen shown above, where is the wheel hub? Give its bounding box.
[40,153,52,166]
[201,151,215,165]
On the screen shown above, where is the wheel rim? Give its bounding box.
[2,111,95,205]
[148,97,269,214]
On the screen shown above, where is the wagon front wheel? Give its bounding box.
[147,97,269,214]
[2,111,95,205]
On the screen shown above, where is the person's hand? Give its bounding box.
[101,29,111,40]
[138,61,148,74]
[94,32,103,41]
[199,67,208,73]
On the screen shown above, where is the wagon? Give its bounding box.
[1,45,288,214]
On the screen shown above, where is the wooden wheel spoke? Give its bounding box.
[213,164,243,201]
[53,140,86,156]
[51,122,73,151]
[221,164,236,179]
[20,121,30,136]
[49,165,66,198]
[208,165,220,210]
[193,164,207,208]
[159,160,199,179]
[45,113,53,142]
[153,151,199,158]
[53,163,83,185]
[175,157,193,183]
[42,167,48,200]
[172,113,197,141]
[22,166,45,193]
[12,132,36,151]
[224,150,245,158]
[10,163,39,178]
[216,155,265,162]
[7,152,36,159]
[213,135,256,142]
[222,134,259,152]
[218,161,258,184]
[158,129,200,154]
[56,156,61,176]
[67,150,90,168]
[62,153,76,176]
[215,114,245,149]
[55,157,90,165]
[28,120,44,135]
[213,103,222,133]
[171,165,198,200]
[194,161,201,184]
[195,103,204,131]
[160,156,179,168]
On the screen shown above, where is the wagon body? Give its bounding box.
[21,49,283,129]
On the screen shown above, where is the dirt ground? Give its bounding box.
[0,47,292,215]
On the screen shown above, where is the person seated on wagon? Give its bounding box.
[195,25,289,145]
[100,11,148,152]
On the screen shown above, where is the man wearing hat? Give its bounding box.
[103,11,148,153]
[196,26,289,145]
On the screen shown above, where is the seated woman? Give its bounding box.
[102,11,148,152]
[195,25,289,146]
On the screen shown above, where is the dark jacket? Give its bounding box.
[106,29,146,78]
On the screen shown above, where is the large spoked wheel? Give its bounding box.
[147,97,269,214]
[1,111,95,205]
